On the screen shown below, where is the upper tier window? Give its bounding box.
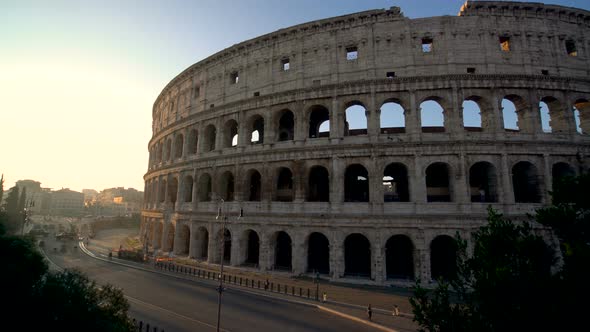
[346,47,358,60]
[566,40,577,57]
[230,72,239,84]
[499,36,510,52]
[422,38,433,53]
[282,58,290,71]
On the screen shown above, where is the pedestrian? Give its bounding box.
[393,304,400,317]
[367,304,372,321]
[264,279,269,291]
[322,292,327,303]
[479,187,486,202]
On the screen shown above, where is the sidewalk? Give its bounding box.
[85,231,419,332]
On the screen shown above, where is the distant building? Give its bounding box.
[49,188,84,217]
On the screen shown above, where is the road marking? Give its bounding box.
[125,295,228,332]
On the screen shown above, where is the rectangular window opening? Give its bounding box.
[230,72,239,84]
[253,91,260,97]
[386,71,396,78]
[467,67,476,74]
[499,36,511,52]
[346,47,358,60]
[541,69,549,76]
[566,40,578,57]
[194,86,200,98]
[210,104,215,108]
[312,79,321,86]
[282,58,290,71]
[422,38,433,53]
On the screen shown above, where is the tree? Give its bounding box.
[410,208,556,332]
[0,174,4,205]
[18,185,27,212]
[2,185,20,234]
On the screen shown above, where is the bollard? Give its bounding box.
[271,282,274,292]
[258,280,260,288]
[285,286,288,294]
[292,286,295,296]
[240,277,242,285]
[299,287,302,297]
[154,327,158,332]
[146,323,150,332]
[307,288,310,298]
[278,284,280,293]
[139,321,143,330]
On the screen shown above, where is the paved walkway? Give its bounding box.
[86,229,419,332]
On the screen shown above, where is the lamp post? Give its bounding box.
[315,270,320,301]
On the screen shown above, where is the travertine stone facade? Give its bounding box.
[141,1,590,285]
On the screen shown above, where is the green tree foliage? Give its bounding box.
[410,208,556,332]
[2,185,20,233]
[18,186,27,212]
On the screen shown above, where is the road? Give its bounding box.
[43,237,376,332]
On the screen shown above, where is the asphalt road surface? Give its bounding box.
[43,238,375,332]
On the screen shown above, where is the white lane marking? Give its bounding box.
[125,295,229,332]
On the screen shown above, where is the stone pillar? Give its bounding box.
[230,230,240,266]
[407,90,421,141]
[331,157,344,204]
[455,153,469,203]
[491,92,505,139]
[367,90,380,141]
[214,118,223,152]
[447,88,464,139]
[542,154,551,204]
[264,109,275,146]
[373,244,385,283]
[238,110,248,147]
[417,247,431,282]
[207,225,219,264]
[293,160,306,203]
[501,153,514,204]
[188,223,196,259]
[369,157,382,205]
[292,240,306,275]
[293,102,306,143]
[331,97,342,142]
[259,238,271,271]
[330,243,344,280]
[411,155,426,203]
[176,173,184,211]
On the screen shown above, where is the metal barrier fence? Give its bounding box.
[133,318,165,332]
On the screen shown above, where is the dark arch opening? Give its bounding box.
[344,164,369,202]
[512,161,541,203]
[309,105,330,138]
[426,162,451,202]
[165,138,172,161]
[248,170,262,201]
[196,227,209,259]
[552,162,576,189]
[174,134,184,159]
[204,125,216,151]
[276,168,294,202]
[386,235,414,280]
[178,225,190,256]
[251,116,264,144]
[168,178,178,204]
[278,110,294,141]
[344,233,371,278]
[383,163,409,202]
[184,175,193,202]
[198,174,212,202]
[430,235,458,281]
[308,166,330,202]
[469,162,498,202]
[189,129,198,154]
[245,230,260,266]
[220,172,235,201]
[274,231,292,271]
[307,232,330,274]
[224,119,238,148]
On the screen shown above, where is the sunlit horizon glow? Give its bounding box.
[2,0,589,193]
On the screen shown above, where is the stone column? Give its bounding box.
[293,102,306,143]
[188,223,196,259]
[491,92,505,139]
[259,238,271,271]
[264,109,275,146]
[369,156,382,205]
[329,243,344,280]
[230,230,240,266]
[293,160,306,203]
[448,88,464,140]
[331,97,342,142]
[406,90,421,141]
[373,244,385,283]
[367,90,380,141]
[207,225,218,264]
[331,157,344,204]
[501,153,514,204]
[411,155,426,203]
[455,153,469,203]
[176,173,184,211]
[292,240,306,275]
[542,154,551,204]
[238,110,248,147]
[214,118,223,152]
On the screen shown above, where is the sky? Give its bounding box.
[1,0,589,193]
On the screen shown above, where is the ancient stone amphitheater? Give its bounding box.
[141,1,590,285]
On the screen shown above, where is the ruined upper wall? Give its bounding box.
[152,1,590,134]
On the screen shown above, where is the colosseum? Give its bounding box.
[141,1,590,285]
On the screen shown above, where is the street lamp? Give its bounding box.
[315,270,320,301]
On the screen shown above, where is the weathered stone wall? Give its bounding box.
[141,1,590,285]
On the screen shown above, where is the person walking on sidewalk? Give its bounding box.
[393,304,400,317]
[322,292,327,303]
[367,304,373,321]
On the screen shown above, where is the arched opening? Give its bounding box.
[344,102,367,136]
[276,167,293,202]
[219,171,235,202]
[574,106,583,134]
[157,143,163,163]
[198,173,212,202]
[183,175,193,202]
[421,99,445,132]
[177,224,190,256]
[307,166,330,202]
[574,99,590,134]
[512,161,541,203]
[159,179,166,203]
[426,162,451,202]
[204,125,216,151]
[277,110,294,141]
[383,163,409,202]
[552,162,576,189]
[469,162,498,202]
[165,138,172,161]
[430,235,458,281]
[308,105,330,138]
[174,134,184,159]
[274,231,292,271]
[502,96,526,132]
[463,99,482,131]
[344,233,371,278]
[250,115,264,144]
[168,178,178,205]
[195,227,209,259]
[248,170,262,201]
[344,164,369,202]
[386,235,414,280]
[539,100,552,133]
[307,232,330,274]
[380,101,406,134]
[245,230,260,266]
[189,129,198,154]
[224,119,238,148]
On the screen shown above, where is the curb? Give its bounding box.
[79,242,403,332]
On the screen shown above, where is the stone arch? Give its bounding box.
[177,223,190,256]
[308,105,330,138]
[198,173,212,202]
[223,119,239,148]
[203,124,216,151]
[344,164,369,202]
[344,233,371,278]
[165,137,172,161]
[383,162,409,202]
[426,162,451,202]
[502,94,528,132]
[273,231,292,271]
[552,162,576,188]
[168,177,178,204]
[430,235,458,281]
[462,98,482,131]
[249,114,265,144]
[247,169,262,201]
[189,129,198,154]
[183,175,193,202]
[244,229,260,266]
[380,99,406,134]
[343,101,367,136]
[157,142,163,163]
[216,228,232,264]
[275,167,294,202]
[174,134,184,159]
[219,171,235,201]
[194,226,209,259]
[385,234,414,280]
[277,109,295,142]
[512,161,541,203]
[469,161,499,202]
[574,98,590,134]
[159,179,167,203]
[307,165,330,202]
[420,98,445,132]
[307,232,330,274]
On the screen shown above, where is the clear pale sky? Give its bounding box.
[1,0,589,192]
